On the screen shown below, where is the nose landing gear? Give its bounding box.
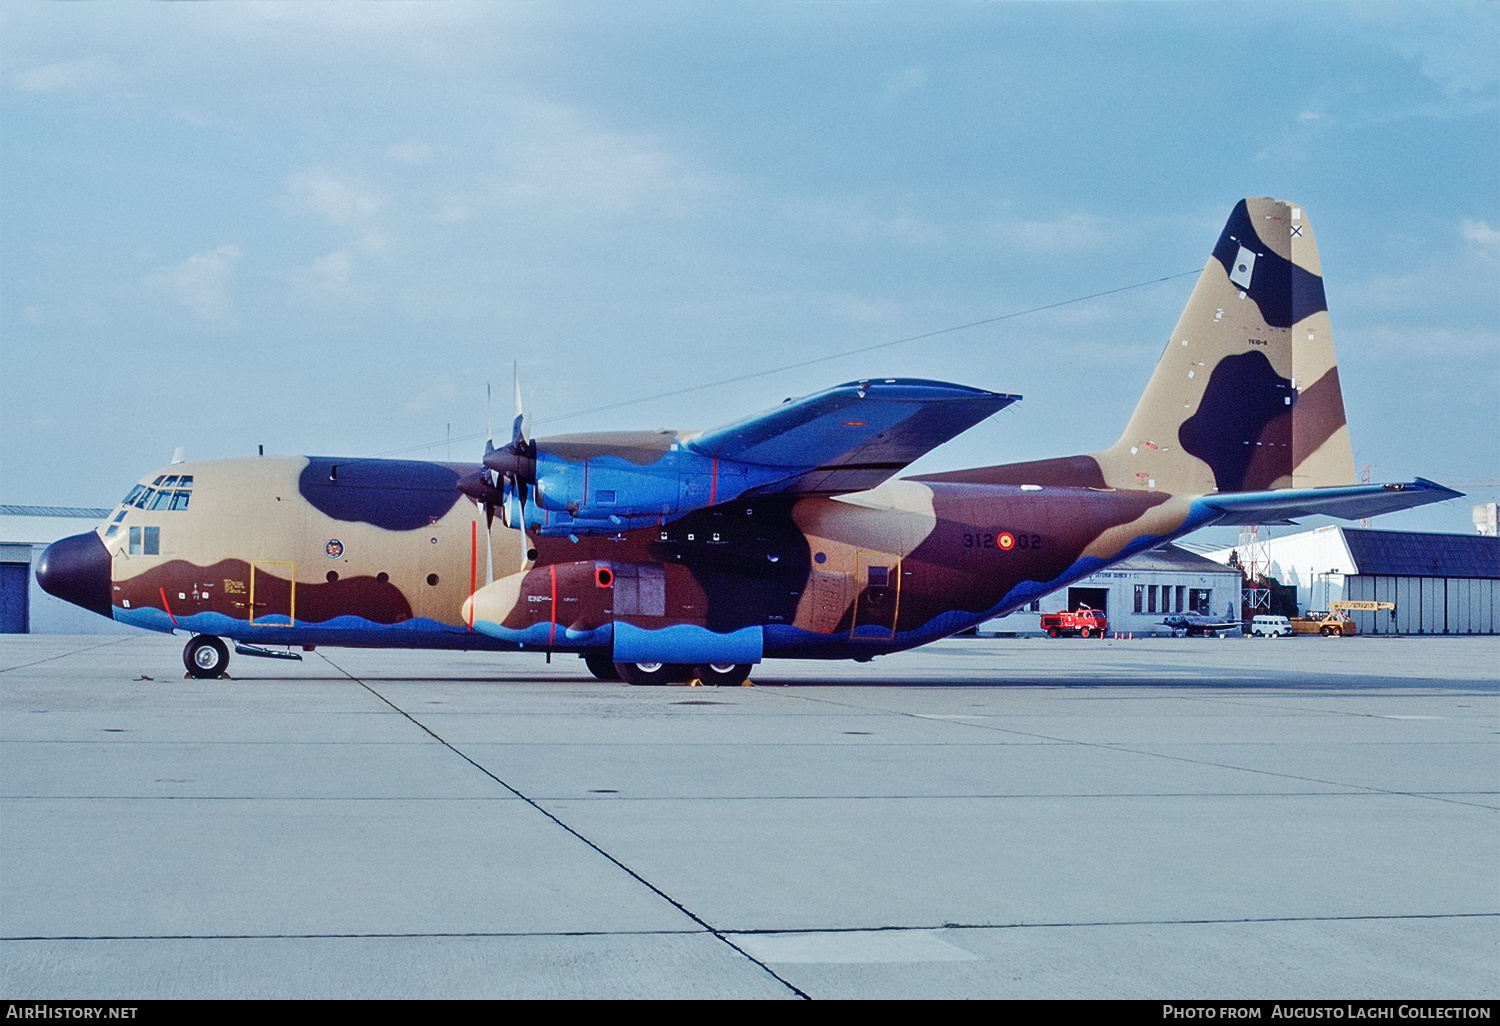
[183,635,230,679]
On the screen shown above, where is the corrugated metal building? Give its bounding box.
[1341,530,1499,635]
[1201,526,1499,636]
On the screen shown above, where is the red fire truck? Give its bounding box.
[1040,605,1109,638]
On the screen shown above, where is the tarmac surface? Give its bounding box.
[2,632,1496,999]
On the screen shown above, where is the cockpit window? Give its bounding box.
[125,476,194,513]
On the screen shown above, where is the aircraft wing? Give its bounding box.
[688,378,1018,496]
[1197,479,1463,526]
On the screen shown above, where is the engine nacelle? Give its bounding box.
[522,431,763,536]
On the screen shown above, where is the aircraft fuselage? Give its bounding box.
[79,454,1198,661]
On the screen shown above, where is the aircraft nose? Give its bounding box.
[35,531,114,619]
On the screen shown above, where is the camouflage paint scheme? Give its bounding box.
[38,200,1460,677]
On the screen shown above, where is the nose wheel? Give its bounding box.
[183,635,230,679]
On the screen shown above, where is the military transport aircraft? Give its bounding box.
[37,198,1461,685]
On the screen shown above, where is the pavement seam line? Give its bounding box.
[9,911,1496,943]
[0,636,140,674]
[315,652,811,1000]
[761,689,1500,811]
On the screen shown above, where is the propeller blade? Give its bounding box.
[511,361,525,449]
[485,382,495,455]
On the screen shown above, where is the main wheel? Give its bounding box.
[1048,627,1060,638]
[1320,626,1333,637]
[583,652,621,681]
[695,663,752,687]
[614,661,695,686]
[1330,626,1343,637]
[1079,627,1092,638]
[183,635,230,679]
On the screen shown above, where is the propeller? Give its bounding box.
[459,366,538,529]
[483,366,537,524]
[457,382,503,529]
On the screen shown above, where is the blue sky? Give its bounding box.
[3,2,1496,542]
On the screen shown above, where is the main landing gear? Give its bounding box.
[584,653,753,687]
[183,635,230,679]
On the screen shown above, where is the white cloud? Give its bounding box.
[400,374,463,417]
[991,212,1111,255]
[1460,219,1500,256]
[12,55,119,93]
[144,245,241,324]
[284,171,384,225]
[1381,6,1500,96]
[832,296,900,325]
[883,66,928,101]
[781,196,946,247]
[309,249,353,289]
[387,138,433,165]
[490,101,722,219]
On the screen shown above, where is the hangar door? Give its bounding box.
[0,562,29,633]
[1067,587,1108,615]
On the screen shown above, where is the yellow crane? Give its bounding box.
[1291,601,1396,637]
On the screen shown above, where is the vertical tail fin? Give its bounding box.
[1095,197,1355,495]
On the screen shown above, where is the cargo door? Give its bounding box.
[249,562,296,626]
[851,550,901,641]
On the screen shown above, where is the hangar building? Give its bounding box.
[1,506,130,635]
[1199,526,1499,636]
[983,544,1243,637]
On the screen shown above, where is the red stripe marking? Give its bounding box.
[549,564,557,648]
[710,456,719,505]
[158,586,179,627]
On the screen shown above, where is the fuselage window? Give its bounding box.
[176,475,194,488]
[148,489,173,511]
[161,475,179,488]
[143,527,160,555]
[152,476,166,486]
[113,510,127,523]
[104,525,119,538]
[169,490,191,511]
[133,488,155,509]
[122,485,146,507]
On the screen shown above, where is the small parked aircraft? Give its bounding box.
[1160,612,1245,637]
[37,198,1460,683]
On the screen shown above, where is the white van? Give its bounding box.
[1250,615,1293,638]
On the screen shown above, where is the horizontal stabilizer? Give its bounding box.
[1199,478,1463,525]
[689,378,1017,496]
